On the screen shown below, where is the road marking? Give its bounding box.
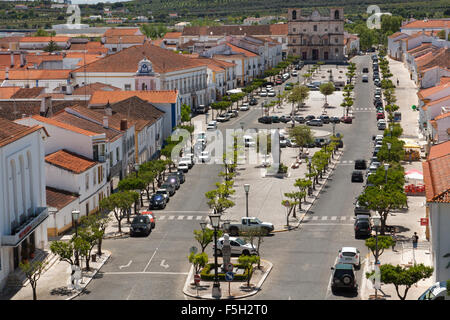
[196,216,203,220]
[303,216,310,220]
[161,211,210,214]
[187,216,193,220]
[341,216,347,220]
[160,259,170,269]
[143,249,158,273]
[159,215,166,220]
[301,223,354,226]
[102,271,189,275]
[312,216,319,221]
[321,216,328,221]
[168,216,175,220]
[331,216,337,220]
[325,257,339,299]
[177,215,184,220]
[119,260,132,270]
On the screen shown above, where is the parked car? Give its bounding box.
[198,151,211,163]
[315,138,328,147]
[165,175,180,190]
[354,200,370,216]
[331,264,358,293]
[306,84,319,90]
[268,91,276,97]
[168,171,185,184]
[280,115,292,123]
[306,119,323,126]
[351,170,364,183]
[259,90,268,97]
[155,189,170,202]
[319,115,330,124]
[149,193,167,209]
[130,215,153,237]
[226,217,274,236]
[207,121,217,130]
[418,281,450,300]
[276,79,283,85]
[354,214,371,238]
[330,116,341,123]
[340,116,353,124]
[305,115,315,121]
[362,67,369,73]
[258,116,272,124]
[271,116,280,123]
[180,156,193,169]
[240,103,250,111]
[226,110,238,118]
[160,182,176,196]
[362,75,368,82]
[294,116,306,123]
[249,97,258,105]
[376,112,385,120]
[337,247,361,270]
[354,159,367,170]
[291,71,298,77]
[214,237,257,256]
[216,113,230,122]
[377,119,387,130]
[177,161,189,172]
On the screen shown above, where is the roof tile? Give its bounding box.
[45,149,97,174]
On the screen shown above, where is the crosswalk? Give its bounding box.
[353,108,377,112]
[302,215,354,222]
[156,214,209,222]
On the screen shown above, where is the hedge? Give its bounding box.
[200,263,252,281]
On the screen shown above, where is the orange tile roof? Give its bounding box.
[19,36,70,43]
[45,149,97,174]
[402,19,450,30]
[67,105,132,131]
[89,90,178,106]
[423,143,450,202]
[104,28,141,37]
[64,52,103,66]
[226,43,258,57]
[164,32,182,39]
[0,117,47,147]
[72,82,121,96]
[71,42,207,74]
[269,24,288,36]
[31,114,99,137]
[0,69,71,80]
[104,35,146,44]
[424,95,450,107]
[440,77,450,85]
[418,82,450,100]
[388,32,406,39]
[46,186,78,210]
[0,86,21,99]
[187,57,225,72]
[428,140,450,160]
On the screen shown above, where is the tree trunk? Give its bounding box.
[32,283,37,300]
[97,238,103,256]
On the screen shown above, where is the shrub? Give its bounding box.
[200,263,251,281]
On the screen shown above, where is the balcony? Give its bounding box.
[2,207,48,247]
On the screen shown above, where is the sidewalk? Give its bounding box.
[183,257,273,300]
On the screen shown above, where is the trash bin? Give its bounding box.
[91,254,96,262]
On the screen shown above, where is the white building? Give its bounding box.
[18,37,71,50]
[1,69,71,94]
[0,118,49,292]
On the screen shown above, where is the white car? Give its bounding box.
[268,91,276,97]
[291,71,298,77]
[259,90,267,97]
[214,237,257,256]
[240,103,250,111]
[266,85,272,90]
[198,151,210,163]
[338,247,361,269]
[180,156,193,168]
[177,162,189,172]
[207,121,217,130]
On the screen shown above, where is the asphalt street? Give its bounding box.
[75,55,379,300]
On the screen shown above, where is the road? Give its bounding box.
[76,56,379,300]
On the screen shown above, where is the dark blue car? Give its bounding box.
[149,194,167,209]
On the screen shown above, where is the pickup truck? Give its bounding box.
[226,217,274,236]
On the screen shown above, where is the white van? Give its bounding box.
[377,119,386,130]
[418,281,449,300]
[243,135,256,147]
[282,73,290,80]
[362,75,369,83]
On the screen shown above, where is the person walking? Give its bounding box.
[396,79,399,86]
[391,230,397,252]
[412,232,419,249]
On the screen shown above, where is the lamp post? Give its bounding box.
[71,210,80,267]
[372,214,382,299]
[332,122,336,137]
[209,214,222,299]
[244,184,250,217]
[384,163,389,184]
[386,142,391,161]
[200,221,207,231]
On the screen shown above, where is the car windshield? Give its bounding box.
[132,217,147,224]
[235,238,246,245]
[418,289,435,300]
[334,269,352,278]
[156,190,166,195]
[342,252,356,257]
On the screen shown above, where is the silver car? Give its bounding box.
[214,237,257,256]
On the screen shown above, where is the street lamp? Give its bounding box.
[209,213,222,299]
[384,163,389,184]
[386,142,391,161]
[200,221,207,231]
[372,214,382,299]
[71,210,80,267]
[244,184,250,217]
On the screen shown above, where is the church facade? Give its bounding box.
[287,8,345,63]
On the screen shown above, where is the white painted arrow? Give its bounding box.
[160,259,169,269]
[119,260,132,269]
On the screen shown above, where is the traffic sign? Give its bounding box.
[420,218,429,226]
[194,274,201,284]
[225,272,234,282]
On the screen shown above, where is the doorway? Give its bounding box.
[312,49,319,60]
[324,52,329,60]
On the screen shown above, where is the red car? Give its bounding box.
[376,113,385,120]
[340,116,353,124]
[276,79,283,85]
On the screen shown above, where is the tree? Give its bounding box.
[180,103,191,124]
[188,252,208,275]
[205,183,235,214]
[366,264,433,300]
[238,254,260,287]
[294,178,312,203]
[99,191,138,233]
[243,229,265,268]
[288,85,310,112]
[50,240,78,285]
[43,40,60,53]
[118,176,146,210]
[319,82,335,108]
[365,236,395,261]
[76,216,104,271]
[19,260,48,300]
[193,228,222,253]
[287,125,314,155]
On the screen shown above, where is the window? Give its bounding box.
[85,202,89,215]
[335,38,338,43]
[293,28,296,32]
[116,147,120,162]
[334,10,340,20]
[292,10,297,20]
[124,84,131,91]
[335,27,339,32]
[314,25,317,32]
[293,38,296,43]
[93,169,97,185]
[85,173,89,191]
[98,166,103,183]
[109,152,113,166]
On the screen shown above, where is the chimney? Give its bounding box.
[40,97,46,116]
[40,96,53,117]
[103,116,109,128]
[20,52,25,67]
[120,119,127,131]
[105,101,112,116]
[5,67,9,80]
[10,52,14,67]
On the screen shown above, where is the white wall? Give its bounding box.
[421,68,450,89]
[429,202,450,282]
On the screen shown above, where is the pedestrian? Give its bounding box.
[397,79,399,86]
[412,232,419,249]
[391,231,397,252]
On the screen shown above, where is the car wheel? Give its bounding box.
[229,227,239,236]
[342,275,352,285]
[242,250,250,256]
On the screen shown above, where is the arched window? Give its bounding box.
[334,10,340,20]
[292,10,297,20]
